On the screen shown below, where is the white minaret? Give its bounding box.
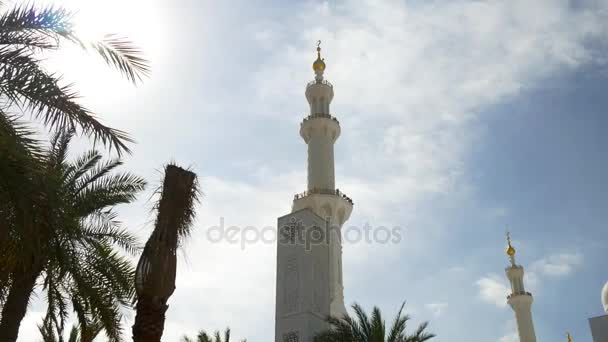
[275,43,353,342]
[292,43,353,317]
[505,232,537,342]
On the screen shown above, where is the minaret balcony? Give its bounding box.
[293,188,353,205]
[292,188,354,227]
[507,291,533,299]
[303,113,340,124]
[300,114,341,143]
[307,79,333,89]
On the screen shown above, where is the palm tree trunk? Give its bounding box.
[0,269,40,342]
[132,164,197,342]
[131,294,169,342]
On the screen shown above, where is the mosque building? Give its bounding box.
[271,42,605,342]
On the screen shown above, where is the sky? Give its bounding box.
[13,0,608,341]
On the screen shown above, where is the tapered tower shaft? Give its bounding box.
[293,45,352,318]
[505,233,537,342]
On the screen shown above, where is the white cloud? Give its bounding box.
[530,252,583,277]
[425,302,448,318]
[498,319,519,342]
[476,274,510,308]
[499,332,519,342]
[250,0,608,229]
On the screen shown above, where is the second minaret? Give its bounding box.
[505,233,537,342]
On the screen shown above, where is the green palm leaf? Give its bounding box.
[1,132,145,342]
[315,302,435,342]
[0,4,149,155]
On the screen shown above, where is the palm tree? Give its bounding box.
[0,4,149,336]
[132,164,199,342]
[314,302,435,342]
[0,130,146,342]
[0,3,148,341]
[0,3,149,156]
[38,314,102,342]
[39,320,80,342]
[181,327,247,342]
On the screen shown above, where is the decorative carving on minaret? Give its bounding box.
[283,331,300,342]
[284,254,299,313]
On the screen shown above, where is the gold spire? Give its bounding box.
[313,40,326,72]
[566,332,572,342]
[506,231,516,257]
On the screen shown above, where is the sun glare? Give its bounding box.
[41,0,166,102]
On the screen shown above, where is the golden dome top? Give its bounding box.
[313,43,326,72]
[506,244,516,257]
[506,232,516,257]
[567,333,572,342]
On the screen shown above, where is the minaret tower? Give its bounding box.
[292,42,353,317]
[275,43,353,342]
[505,232,537,342]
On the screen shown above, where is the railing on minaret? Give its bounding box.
[505,232,537,342]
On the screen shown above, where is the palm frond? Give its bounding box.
[197,331,212,342]
[73,172,146,216]
[353,303,372,338]
[63,150,102,187]
[73,157,121,193]
[67,325,79,342]
[80,211,141,255]
[316,302,435,342]
[0,56,132,155]
[47,129,73,170]
[42,270,70,336]
[405,321,435,342]
[370,306,385,341]
[38,315,60,342]
[0,5,75,48]
[387,302,409,342]
[89,34,150,84]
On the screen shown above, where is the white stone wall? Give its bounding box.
[275,209,331,342]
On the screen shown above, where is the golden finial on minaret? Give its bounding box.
[566,332,572,342]
[506,231,516,256]
[506,231,517,266]
[313,40,326,73]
